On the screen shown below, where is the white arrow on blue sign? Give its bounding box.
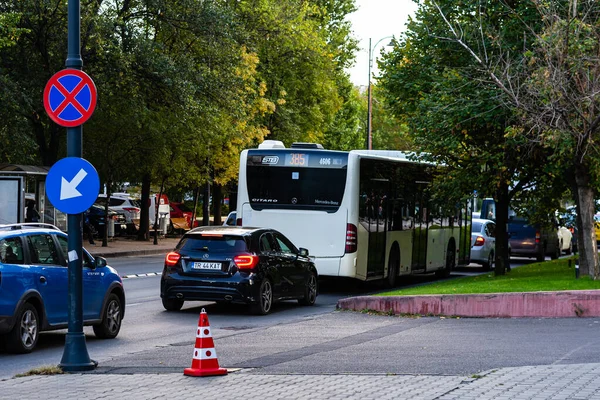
[46,157,100,214]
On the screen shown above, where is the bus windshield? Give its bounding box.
[246,151,348,212]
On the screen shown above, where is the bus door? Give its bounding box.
[364,178,389,278]
[411,185,428,272]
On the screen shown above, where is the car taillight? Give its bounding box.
[165,251,181,266]
[474,236,485,246]
[535,231,541,243]
[123,207,140,213]
[236,218,242,226]
[234,254,259,270]
[345,223,357,253]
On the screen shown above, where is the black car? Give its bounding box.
[86,204,128,237]
[160,226,318,315]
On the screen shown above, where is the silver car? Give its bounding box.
[470,218,496,270]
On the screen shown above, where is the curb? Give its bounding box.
[337,290,600,318]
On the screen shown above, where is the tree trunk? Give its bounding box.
[213,183,222,225]
[494,180,511,275]
[190,184,201,229]
[202,182,210,226]
[574,166,598,278]
[137,174,151,241]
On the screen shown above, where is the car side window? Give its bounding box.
[487,223,496,238]
[0,237,24,264]
[259,234,273,252]
[27,234,61,266]
[274,234,298,255]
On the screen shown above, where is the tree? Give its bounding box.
[424,0,600,278]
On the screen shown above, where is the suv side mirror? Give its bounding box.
[94,256,107,269]
[298,248,309,257]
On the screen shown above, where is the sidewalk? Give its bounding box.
[86,236,180,258]
[1,363,600,399]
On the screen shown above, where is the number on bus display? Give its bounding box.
[319,158,331,166]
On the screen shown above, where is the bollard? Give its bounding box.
[575,260,580,279]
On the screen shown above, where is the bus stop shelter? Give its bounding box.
[0,163,66,230]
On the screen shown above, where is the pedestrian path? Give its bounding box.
[86,236,180,258]
[1,363,600,399]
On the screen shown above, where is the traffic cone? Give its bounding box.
[184,308,228,377]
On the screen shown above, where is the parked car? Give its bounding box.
[160,226,318,315]
[470,218,496,270]
[170,201,199,229]
[508,216,561,261]
[86,203,127,237]
[96,193,141,233]
[223,211,237,226]
[0,223,125,353]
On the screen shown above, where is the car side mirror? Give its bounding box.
[94,256,107,269]
[298,248,309,257]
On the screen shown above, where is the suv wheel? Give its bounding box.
[251,279,273,315]
[93,293,123,339]
[7,303,39,353]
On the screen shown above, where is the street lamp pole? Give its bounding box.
[367,36,393,150]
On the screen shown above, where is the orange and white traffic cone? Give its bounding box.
[184,308,227,377]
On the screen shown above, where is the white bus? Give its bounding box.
[236,141,472,285]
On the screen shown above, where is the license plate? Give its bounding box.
[192,262,222,270]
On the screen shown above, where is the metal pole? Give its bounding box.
[366,38,372,150]
[59,0,95,372]
[366,36,394,151]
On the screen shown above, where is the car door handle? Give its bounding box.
[40,276,47,283]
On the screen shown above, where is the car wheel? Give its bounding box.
[93,293,123,339]
[251,279,273,315]
[6,303,39,354]
[483,251,494,271]
[298,272,318,306]
[162,297,184,311]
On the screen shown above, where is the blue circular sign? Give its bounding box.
[46,158,100,214]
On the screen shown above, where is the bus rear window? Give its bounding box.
[246,166,347,211]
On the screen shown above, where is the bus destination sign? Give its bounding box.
[248,151,348,169]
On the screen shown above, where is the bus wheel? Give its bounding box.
[386,250,399,288]
[437,245,455,278]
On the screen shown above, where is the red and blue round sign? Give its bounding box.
[43,68,97,127]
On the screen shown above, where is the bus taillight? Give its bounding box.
[345,223,357,253]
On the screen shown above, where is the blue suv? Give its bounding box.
[0,223,125,353]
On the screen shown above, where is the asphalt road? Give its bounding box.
[1,254,594,380]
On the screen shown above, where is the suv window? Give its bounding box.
[259,233,276,252]
[109,198,125,206]
[0,237,24,264]
[27,234,62,265]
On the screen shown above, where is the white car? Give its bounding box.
[470,218,496,270]
[557,225,573,255]
[96,193,141,231]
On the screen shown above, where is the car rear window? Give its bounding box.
[472,221,482,232]
[177,235,248,255]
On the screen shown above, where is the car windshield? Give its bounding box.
[178,235,248,254]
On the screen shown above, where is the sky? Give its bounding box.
[346,0,418,87]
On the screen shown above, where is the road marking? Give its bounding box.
[121,272,161,279]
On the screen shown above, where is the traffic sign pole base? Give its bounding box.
[59,332,97,372]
